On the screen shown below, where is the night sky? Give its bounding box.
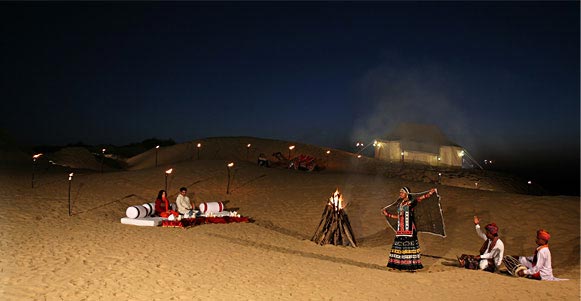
[1,2,579,194]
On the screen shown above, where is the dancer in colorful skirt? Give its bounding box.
[381,186,436,271]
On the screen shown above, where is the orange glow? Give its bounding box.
[328,189,344,210]
[227,162,234,168]
[165,168,173,174]
[289,145,295,150]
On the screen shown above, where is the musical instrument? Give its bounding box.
[503,255,527,277]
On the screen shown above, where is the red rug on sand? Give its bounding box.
[162,216,250,228]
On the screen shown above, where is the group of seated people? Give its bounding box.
[154,187,197,219]
[457,215,563,281]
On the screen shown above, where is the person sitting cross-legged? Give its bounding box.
[176,187,196,218]
[458,216,504,273]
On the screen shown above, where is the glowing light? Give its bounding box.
[437,157,441,161]
[373,140,377,146]
[459,150,465,157]
[32,153,43,160]
[527,180,532,185]
[357,155,362,158]
[165,168,173,174]
[247,144,251,148]
[68,172,74,180]
[326,150,331,155]
[401,152,404,156]
[155,145,160,149]
[102,148,106,153]
[438,172,442,176]
[328,189,344,210]
[197,143,201,148]
[289,145,295,150]
[227,162,234,168]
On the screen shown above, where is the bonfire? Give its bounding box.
[311,189,357,247]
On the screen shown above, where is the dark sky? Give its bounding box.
[1,2,579,193]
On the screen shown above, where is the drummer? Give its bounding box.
[515,229,564,280]
[457,215,504,272]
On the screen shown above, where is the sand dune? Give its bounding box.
[0,137,578,300]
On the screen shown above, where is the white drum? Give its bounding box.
[199,202,224,214]
[126,205,149,219]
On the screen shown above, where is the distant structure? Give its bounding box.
[374,123,473,168]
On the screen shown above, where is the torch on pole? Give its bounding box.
[155,145,160,168]
[165,168,173,192]
[246,144,251,160]
[100,148,106,174]
[288,145,295,160]
[68,172,74,216]
[32,153,42,188]
[226,162,234,194]
[196,143,201,160]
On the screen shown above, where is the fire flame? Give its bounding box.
[165,168,173,174]
[328,189,343,210]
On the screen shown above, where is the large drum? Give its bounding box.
[199,202,224,214]
[503,255,527,277]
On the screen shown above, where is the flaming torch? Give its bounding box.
[68,172,74,216]
[155,145,160,167]
[226,162,234,194]
[32,153,43,188]
[196,143,202,160]
[100,148,106,174]
[288,145,295,160]
[246,143,251,160]
[165,168,173,192]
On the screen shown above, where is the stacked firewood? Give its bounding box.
[311,193,357,247]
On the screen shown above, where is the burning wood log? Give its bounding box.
[311,189,357,247]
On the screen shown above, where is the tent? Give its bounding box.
[374,123,466,168]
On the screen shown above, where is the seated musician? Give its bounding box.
[515,229,561,280]
[458,216,504,272]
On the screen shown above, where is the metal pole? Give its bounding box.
[32,159,36,188]
[165,174,168,192]
[227,167,231,194]
[155,149,158,168]
[68,173,73,216]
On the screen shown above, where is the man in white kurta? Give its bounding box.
[176,187,196,218]
[474,219,504,271]
[517,229,565,281]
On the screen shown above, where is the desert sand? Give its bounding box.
[0,137,579,300]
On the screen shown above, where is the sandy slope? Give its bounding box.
[0,140,579,300]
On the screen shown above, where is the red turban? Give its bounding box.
[537,229,551,241]
[485,223,498,235]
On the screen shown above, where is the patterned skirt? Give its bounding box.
[387,235,423,270]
